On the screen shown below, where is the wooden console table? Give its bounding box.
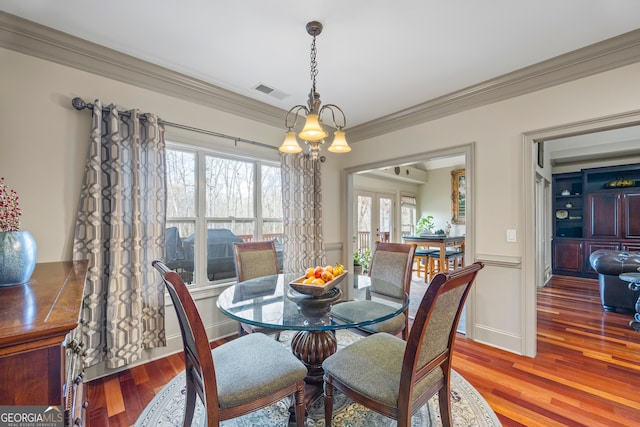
[0,261,88,426]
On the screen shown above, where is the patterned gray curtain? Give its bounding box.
[280,153,327,273]
[73,100,167,369]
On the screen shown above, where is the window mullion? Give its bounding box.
[255,161,262,240]
[195,149,207,283]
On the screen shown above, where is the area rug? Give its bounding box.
[135,330,500,426]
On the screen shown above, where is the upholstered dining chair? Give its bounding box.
[323,262,484,427]
[330,241,415,339]
[233,240,282,340]
[152,261,307,427]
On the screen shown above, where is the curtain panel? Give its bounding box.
[73,100,167,369]
[280,153,327,273]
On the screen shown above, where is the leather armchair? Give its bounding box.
[589,249,640,312]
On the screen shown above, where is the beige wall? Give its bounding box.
[418,166,466,236]
[3,44,640,371]
[342,62,640,354]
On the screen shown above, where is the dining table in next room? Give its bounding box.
[402,235,465,272]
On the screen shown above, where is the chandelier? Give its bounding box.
[279,21,351,160]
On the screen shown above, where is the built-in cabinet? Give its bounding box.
[552,163,640,277]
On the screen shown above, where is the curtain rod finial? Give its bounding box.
[71,97,87,111]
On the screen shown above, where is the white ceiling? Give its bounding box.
[2,0,640,129]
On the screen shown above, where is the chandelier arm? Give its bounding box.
[319,104,347,129]
[285,105,309,129]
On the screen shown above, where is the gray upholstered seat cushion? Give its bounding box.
[330,300,405,335]
[212,332,307,408]
[322,333,442,406]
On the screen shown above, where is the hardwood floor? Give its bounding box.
[86,275,640,426]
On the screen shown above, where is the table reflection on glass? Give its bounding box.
[217,273,408,401]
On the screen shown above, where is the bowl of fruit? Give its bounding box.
[289,264,347,297]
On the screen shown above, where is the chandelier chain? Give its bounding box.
[310,35,318,93]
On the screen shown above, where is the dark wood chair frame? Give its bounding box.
[324,262,484,427]
[152,260,305,427]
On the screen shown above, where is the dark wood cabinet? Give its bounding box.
[0,261,87,426]
[623,192,640,238]
[552,239,584,275]
[586,192,621,239]
[553,164,640,277]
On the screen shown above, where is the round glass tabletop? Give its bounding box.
[216,273,408,332]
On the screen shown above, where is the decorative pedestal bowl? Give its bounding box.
[287,287,342,319]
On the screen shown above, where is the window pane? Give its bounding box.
[166,150,196,217]
[165,220,195,284]
[261,164,283,218]
[206,157,254,217]
[208,220,255,241]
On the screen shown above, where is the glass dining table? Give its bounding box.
[217,272,408,403]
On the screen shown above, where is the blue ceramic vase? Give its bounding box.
[0,231,37,286]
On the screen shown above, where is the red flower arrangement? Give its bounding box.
[0,177,22,232]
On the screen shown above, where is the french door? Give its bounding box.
[354,191,394,254]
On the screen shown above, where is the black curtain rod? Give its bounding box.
[71,97,278,152]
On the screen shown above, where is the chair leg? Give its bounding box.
[438,384,453,427]
[293,382,305,427]
[324,378,334,427]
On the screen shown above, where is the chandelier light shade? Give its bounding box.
[279,21,351,160]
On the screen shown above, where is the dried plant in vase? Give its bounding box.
[0,177,37,286]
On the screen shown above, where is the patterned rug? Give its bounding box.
[135,330,501,426]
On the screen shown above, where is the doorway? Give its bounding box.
[354,190,394,255]
[523,111,640,357]
[345,143,475,336]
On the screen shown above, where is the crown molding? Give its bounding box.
[348,28,640,142]
[2,11,639,143]
[0,11,287,128]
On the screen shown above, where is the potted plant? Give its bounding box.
[353,248,371,275]
[0,177,37,286]
[416,215,435,236]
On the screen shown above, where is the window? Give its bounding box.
[164,144,283,285]
[400,195,417,236]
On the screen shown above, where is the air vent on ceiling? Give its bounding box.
[255,84,273,94]
[252,83,290,100]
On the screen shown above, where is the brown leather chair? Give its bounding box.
[323,262,484,427]
[589,249,640,312]
[152,260,306,426]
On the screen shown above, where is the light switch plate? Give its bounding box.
[506,229,517,243]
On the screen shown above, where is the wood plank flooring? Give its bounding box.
[85,275,640,426]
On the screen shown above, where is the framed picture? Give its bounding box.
[451,169,466,225]
[537,141,544,168]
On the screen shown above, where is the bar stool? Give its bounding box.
[428,250,465,275]
[413,248,438,278]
